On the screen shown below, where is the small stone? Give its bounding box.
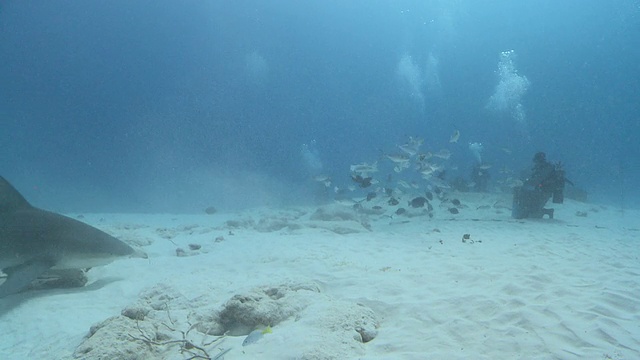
[204,206,217,215]
[188,243,201,251]
[462,234,475,244]
[121,306,149,320]
[176,248,187,257]
[356,326,378,343]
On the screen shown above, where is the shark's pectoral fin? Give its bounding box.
[0,258,56,298]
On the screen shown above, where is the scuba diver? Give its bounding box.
[471,164,490,192]
[512,152,570,219]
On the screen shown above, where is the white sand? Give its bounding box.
[1,193,639,359]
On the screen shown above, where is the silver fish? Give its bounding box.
[350,162,378,175]
[398,136,423,156]
[449,129,460,143]
[312,175,331,182]
[397,180,411,189]
[393,161,410,173]
[386,154,411,163]
[428,177,451,189]
[432,149,452,160]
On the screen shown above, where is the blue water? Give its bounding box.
[1,1,638,213]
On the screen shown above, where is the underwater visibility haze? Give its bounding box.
[1,0,639,213]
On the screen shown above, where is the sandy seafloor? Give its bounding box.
[1,192,639,360]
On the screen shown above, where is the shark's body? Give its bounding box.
[0,176,139,298]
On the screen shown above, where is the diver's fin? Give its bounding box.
[0,258,55,298]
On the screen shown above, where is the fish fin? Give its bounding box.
[0,258,55,298]
[0,176,33,212]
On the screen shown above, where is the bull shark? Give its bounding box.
[0,176,144,298]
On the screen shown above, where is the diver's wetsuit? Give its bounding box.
[512,153,560,219]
